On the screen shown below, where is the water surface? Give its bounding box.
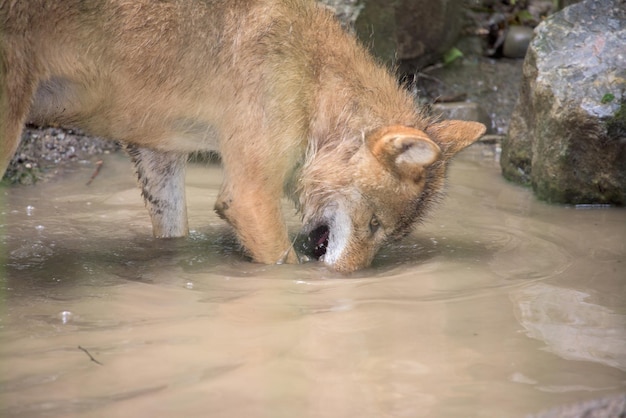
[1,145,624,417]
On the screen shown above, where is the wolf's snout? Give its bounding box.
[298,224,329,260]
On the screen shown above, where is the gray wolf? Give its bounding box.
[0,0,485,272]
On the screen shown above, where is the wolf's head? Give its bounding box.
[297,120,486,273]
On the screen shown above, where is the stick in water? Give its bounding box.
[86,160,103,186]
[78,345,103,365]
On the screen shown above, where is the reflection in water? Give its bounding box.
[512,283,626,372]
[1,145,625,417]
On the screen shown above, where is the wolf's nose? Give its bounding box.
[296,225,329,260]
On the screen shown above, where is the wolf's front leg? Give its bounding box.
[215,180,299,265]
[126,145,189,238]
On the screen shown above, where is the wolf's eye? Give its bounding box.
[369,215,380,234]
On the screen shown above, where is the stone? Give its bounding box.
[432,102,493,133]
[4,126,117,184]
[500,0,626,205]
[530,393,626,418]
[502,25,534,58]
[393,0,464,69]
[321,0,465,69]
[319,0,363,27]
[558,0,584,7]
[352,0,398,65]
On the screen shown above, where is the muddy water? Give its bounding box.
[1,145,625,418]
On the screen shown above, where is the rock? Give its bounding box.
[321,0,466,69]
[529,393,626,418]
[502,25,534,58]
[318,0,363,27]
[558,0,584,7]
[393,0,465,69]
[352,0,398,65]
[500,0,626,205]
[418,56,523,135]
[4,126,118,184]
[432,102,493,133]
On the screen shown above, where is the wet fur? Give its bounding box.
[0,0,485,272]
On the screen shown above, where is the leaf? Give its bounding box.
[601,93,615,104]
[443,47,464,65]
[515,10,534,23]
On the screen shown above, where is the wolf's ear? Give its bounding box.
[367,125,442,180]
[425,120,486,158]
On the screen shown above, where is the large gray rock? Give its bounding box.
[501,0,626,205]
[321,0,465,68]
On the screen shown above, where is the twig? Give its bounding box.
[85,160,103,186]
[78,345,103,365]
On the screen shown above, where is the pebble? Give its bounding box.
[503,25,534,58]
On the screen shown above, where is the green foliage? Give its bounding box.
[515,10,535,24]
[601,93,615,104]
[443,47,464,66]
[606,99,626,140]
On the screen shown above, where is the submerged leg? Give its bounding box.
[126,145,189,238]
[215,179,299,265]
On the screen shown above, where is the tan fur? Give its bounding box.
[0,0,485,272]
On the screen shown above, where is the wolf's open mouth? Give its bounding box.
[303,224,329,260]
